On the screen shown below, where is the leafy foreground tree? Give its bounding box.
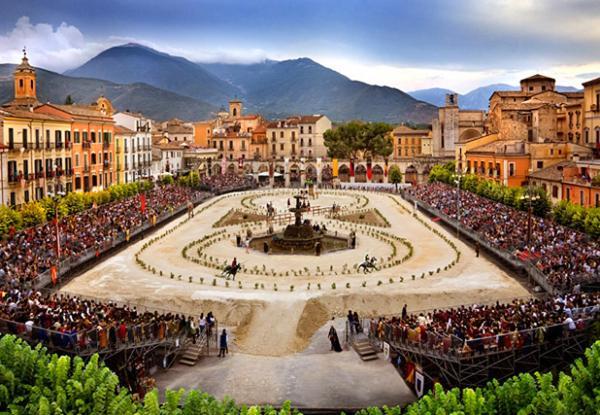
[324,121,393,160]
[388,165,403,191]
[1,335,599,414]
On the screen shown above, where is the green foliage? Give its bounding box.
[0,204,23,236]
[388,165,403,187]
[324,121,393,159]
[64,94,73,105]
[161,174,175,185]
[20,201,47,227]
[428,163,551,217]
[1,335,600,414]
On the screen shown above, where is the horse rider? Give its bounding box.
[231,257,237,270]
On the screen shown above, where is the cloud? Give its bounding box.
[0,16,106,72]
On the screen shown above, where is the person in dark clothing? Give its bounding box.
[475,241,480,258]
[219,329,228,357]
[347,310,355,335]
[353,311,362,333]
[328,318,342,352]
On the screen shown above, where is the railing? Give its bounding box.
[403,192,556,294]
[0,317,188,357]
[31,193,212,289]
[367,315,597,361]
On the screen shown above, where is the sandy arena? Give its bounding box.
[61,189,529,407]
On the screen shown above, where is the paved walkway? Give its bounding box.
[154,320,414,409]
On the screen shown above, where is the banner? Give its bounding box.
[140,193,146,214]
[50,266,57,285]
[54,217,61,259]
[367,162,372,181]
[269,161,274,178]
[332,158,339,178]
[384,160,389,177]
[349,159,355,177]
[383,342,390,361]
[415,371,425,397]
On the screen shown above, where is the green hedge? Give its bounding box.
[1,334,599,414]
[0,181,155,237]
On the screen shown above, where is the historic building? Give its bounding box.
[431,93,486,158]
[36,97,116,193]
[113,111,153,182]
[582,77,600,155]
[0,52,75,205]
[392,125,429,159]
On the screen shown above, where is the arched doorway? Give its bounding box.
[372,165,384,183]
[405,165,418,185]
[290,164,300,186]
[212,164,222,176]
[306,164,317,181]
[355,164,367,183]
[321,165,333,183]
[338,165,350,182]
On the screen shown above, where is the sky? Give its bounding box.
[0,0,599,93]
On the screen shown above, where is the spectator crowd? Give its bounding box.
[371,293,599,355]
[201,173,256,193]
[0,185,204,290]
[410,183,600,291]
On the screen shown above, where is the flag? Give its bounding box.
[332,158,339,178]
[51,266,58,285]
[384,160,388,177]
[349,159,355,177]
[432,217,441,222]
[140,193,147,214]
[367,161,372,181]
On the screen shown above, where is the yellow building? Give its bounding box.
[1,52,74,206]
[391,125,428,159]
[114,125,133,184]
[582,76,600,155]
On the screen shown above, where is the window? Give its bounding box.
[19,79,23,88]
[75,154,80,167]
[596,193,599,208]
[300,126,304,134]
[91,153,96,165]
[91,132,96,143]
[22,128,28,149]
[280,131,284,138]
[271,132,276,140]
[291,131,296,140]
[35,129,40,148]
[308,138,312,146]
[580,191,585,205]
[509,163,515,177]
[566,188,571,201]
[229,141,233,150]
[308,126,312,134]
[280,143,284,151]
[537,161,544,169]
[8,128,14,149]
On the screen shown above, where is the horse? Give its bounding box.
[221,263,242,280]
[358,257,378,274]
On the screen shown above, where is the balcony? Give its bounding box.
[82,142,91,150]
[65,141,72,150]
[103,141,111,149]
[35,171,44,179]
[116,147,121,154]
[103,160,111,169]
[83,165,90,173]
[65,168,74,177]
[55,142,63,150]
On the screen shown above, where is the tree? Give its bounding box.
[323,121,393,160]
[0,205,22,236]
[20,201,47,227]
[64,94,73,105]
[388,165,403,191]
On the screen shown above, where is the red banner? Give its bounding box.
[51,266,57,285]
[367,163,372,181]
[140,193,147,214]
[54,217,61,259]
[349,160,355,177]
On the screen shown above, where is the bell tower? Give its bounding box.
[229,99,242,118]
[13,47,37,105]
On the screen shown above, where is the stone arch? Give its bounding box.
[405,165,418,185]
[212,164,222,175]
[339,164,350,182]
[227,163,236,174]
[355,164,367,183]
[243,164,253,174]
[290,163,300,183]
[459,128,481,142]
[306,164,317,181]
[372,164,384,183]
[275,165,285,174]
[258,164,269,173]
[321,165,333,182]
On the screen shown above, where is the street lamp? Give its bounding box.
[454,172,462,239]
[520,174,540,246]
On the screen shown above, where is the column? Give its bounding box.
[284,157,290,188]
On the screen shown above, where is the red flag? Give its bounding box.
[367,162,373,181]
[432,217,441,222]
[349,160,355,177]
[140,193,147,214]
[50,266,58,285]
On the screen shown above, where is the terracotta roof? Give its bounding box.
[467,139,528,155]
[582,77,600,87]
[47,103,111,119]
[392,125,429,135]
[529,161,575,181]
[4,108,71,122]
[114,125,135,135]
[521,74,555,83]
[253,124,267,133]
[492,91,528,98]
[299,115,323,123]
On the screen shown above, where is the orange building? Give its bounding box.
[36,97,116,192]
[391,125,428,159]
[193,120,214,147]
[465,140,531,187]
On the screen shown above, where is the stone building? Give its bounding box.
[392,125,429,159]
[431,93,486,158]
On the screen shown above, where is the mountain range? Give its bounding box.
[63,43,436,123]
[410,83,581,110]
